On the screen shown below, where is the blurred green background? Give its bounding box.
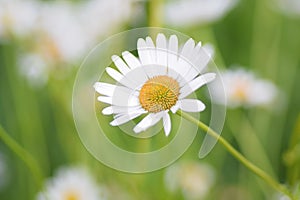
[0,0,300,199]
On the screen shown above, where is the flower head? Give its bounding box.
[164,0,238,27]
[276,0,300,17]
[210,68,278,108]
[37,166,104,200]
[0,0,39,40]
[94,33,216,136]
[164,161,215,200]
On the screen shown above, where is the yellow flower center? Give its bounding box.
[139,75,180,113]
[233,81,248,101]
[64,191,79,200]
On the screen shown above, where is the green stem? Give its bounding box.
[0,124,44,188]
[148,0,163,27]
[177,111,295,199]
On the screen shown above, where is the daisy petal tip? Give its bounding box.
[210,73,217,80]
[102,107,112,115]
[133,127,142,134]
[170,105,179,113]
[137,38,145,44]
[109,121,117,126]
[93,82,99,89]
[164,124,171,136]
[111,55,118,61]
[170,34,178,39]
[121,51,129,57]
[188,38,195,43]
[205,73,216,82]
[164,130,171,137]
[197,41,202,47]
[157,33,165,38]
[200,104,206,112]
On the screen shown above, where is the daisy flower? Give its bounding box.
[37,166,104,200]
[18,53,48,88]
[164,0,238,27]
[0,0,39,40]
[164,161,215,200]
[275,0,300,16]
[210,68,278,108]
[94,33,216,136]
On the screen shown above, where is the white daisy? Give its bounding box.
[164,161,215,200]
[36,0,133,63]
[210,68,278,108]
[164,0,238,27]
[275,0,300,16]
[37,166,104,200]
[18,53,48,88]
[94,33,216,136]
[0,0,39,40]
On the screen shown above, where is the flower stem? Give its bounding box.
[147,0,163,27]
[0,124,44,188]
[177,110,295,199]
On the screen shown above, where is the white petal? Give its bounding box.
[182,67,199,84]
[180,38,195,61]
[94,82,116,96]
[174,39,197,81]
[133,112,164,133]
[176,57,193,80]
[102,106,143,115]
[179,73,216,99]
[179,99,206,112]
[202,44,214,58]
[163,112,171,136]
[97,96,113,104]
[106,67,123,82]
[137,38,154,65]
[102,106,114,115]
[170,102,180,113]
[180,42,203,82]
[156,33,168,67]
[106,67,136,89]
[111,55,130,75]
[97,91,140,107]
[122,51,141,69]
[143,65,167,78]
[110,112,145,126]
[167,35,179,76]
[146,36,156,64]
[120,67,149,89]
[193,46,213,72]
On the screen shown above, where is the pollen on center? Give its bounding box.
[139,75,180,113]
[64,191,79,200]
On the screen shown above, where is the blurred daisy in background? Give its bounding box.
[164,0,238,27]
[164,161,215,200]
[18,53,48,88]
[15,0,134,87]
[33,1,89,64]
[94,33,215,136]
[210,68,278,108]
[275,194,291,200]
[272,184,300,200]
[78,0,132,41]
[37,166,104,200]
[0,0,39,40]
[275,0,300,17]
